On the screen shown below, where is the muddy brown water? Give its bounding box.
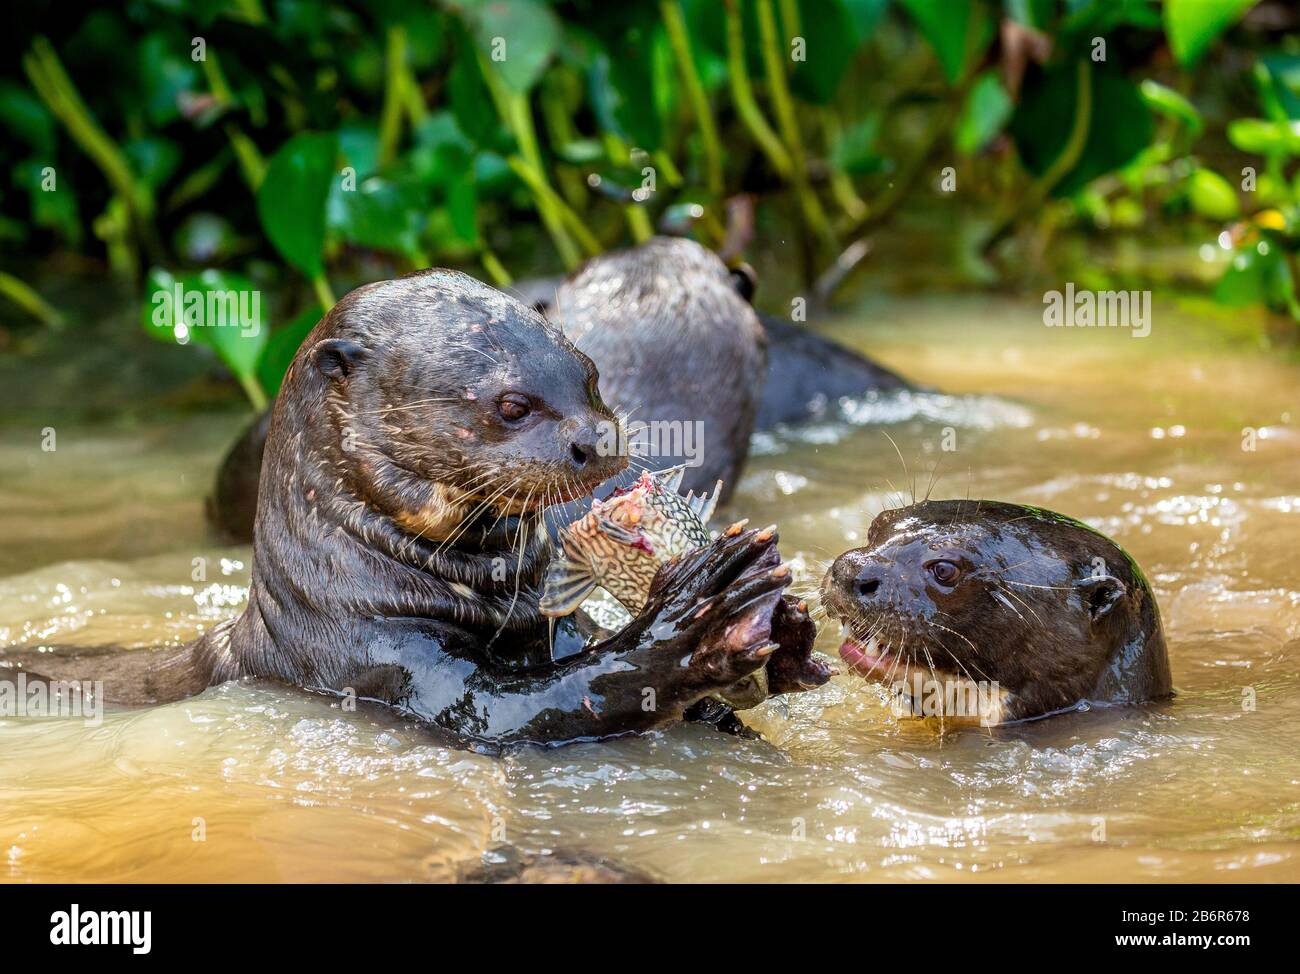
[1,294,1297,882]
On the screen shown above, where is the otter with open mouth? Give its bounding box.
[9,270,820,745]
[821,500,1173,725]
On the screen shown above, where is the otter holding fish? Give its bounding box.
[539,466,834,710]
[821,500,1173,725]
[7,270,820,745]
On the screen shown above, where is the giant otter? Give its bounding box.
[8,271,820,745]
[209,237,914,542]
[821,500,1173,725]
[548,236,767,499]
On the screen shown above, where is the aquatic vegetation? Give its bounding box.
[1,0,1296,407]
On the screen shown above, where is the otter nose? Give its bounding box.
[569,438,594,467]
[831,549,882,601]
[566,421,627,481]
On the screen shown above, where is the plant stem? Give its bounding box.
[480,248,512,288]
[506,156,602,257]
[0,271,62,327]
[820,108,868,221]
[661,0,723,194]
[378,26,407,169]
[755,0,835,248]
[238,372,269,412]
[311,273,336,311]
[479,53,584,269]
[723,0,792,179]
[201,53,266,189]
[983,59,1092,252]
[23,37,158,257]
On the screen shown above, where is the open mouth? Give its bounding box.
[837,624,908,680]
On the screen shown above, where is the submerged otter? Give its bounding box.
[9,271,824,745]
[821,500,1172,725]
[209,237,912,542]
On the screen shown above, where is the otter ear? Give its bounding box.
[729,264,757,304]
[1079,574,1125,623]
[312,338,367,381]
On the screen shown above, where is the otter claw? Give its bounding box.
[771,563,790,579]
[797,600,808,613]
[752,642,780,658]
[755,525,777,543]
[724,519,750,537]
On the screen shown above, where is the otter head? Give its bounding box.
[283,269,627,547]
[821,500,1172,725]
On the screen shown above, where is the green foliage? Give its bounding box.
[1164,0,1257,69]
[256,132,338,279]
[3,0,1296,407]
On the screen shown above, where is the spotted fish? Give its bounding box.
[539,466,718,618]
[540,466,769,710]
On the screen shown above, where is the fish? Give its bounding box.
[539,465,769,710]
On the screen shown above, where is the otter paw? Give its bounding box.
[767,595,835,694]
[685,560,789,689]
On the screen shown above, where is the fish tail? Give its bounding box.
[686,480,723,525]
[538,536,600,617]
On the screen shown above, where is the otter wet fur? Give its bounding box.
[821,500,1173,725]
[6,270,817,746]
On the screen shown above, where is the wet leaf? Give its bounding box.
[461,0,561,93]
[1187,168,1240,222]
[1227,118,1300,156]
[1164,0,1257,69]
[955,70,1013,156]
[1139,80,1203,137]
[142,267,268,386]
[256,132,338,278]
[1011,63,1154,198]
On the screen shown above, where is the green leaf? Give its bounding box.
[1010,64,1155,198]
[1215,240,1294,311]
[829,115,886,174]
[123,137,181,190]
[142,267,268,388]
[788,0,860,105]
[338,123,381,180]
[448,27,502,147]
[1139,79,1203,137]
[257,304,322,398]
[1226,118,1300,156]
[955,70,1013,156]
[328,175,427,259]
[256,132,338,278]
[0,83,55,154]
[897,0,973,84]
[446,171,480,247]
[1164,0,1257,69]
[1256,55,1300,121]
[461,0,561,93]
[137,32,201,127]
[1187,168,1240,221]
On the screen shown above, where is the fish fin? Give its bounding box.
[593,515,643,546]
[687,480,723,524]
[538,554,599,618]
[653,464,688,493]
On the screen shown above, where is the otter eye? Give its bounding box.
[498,394,531,421]
[927,560,961,586]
